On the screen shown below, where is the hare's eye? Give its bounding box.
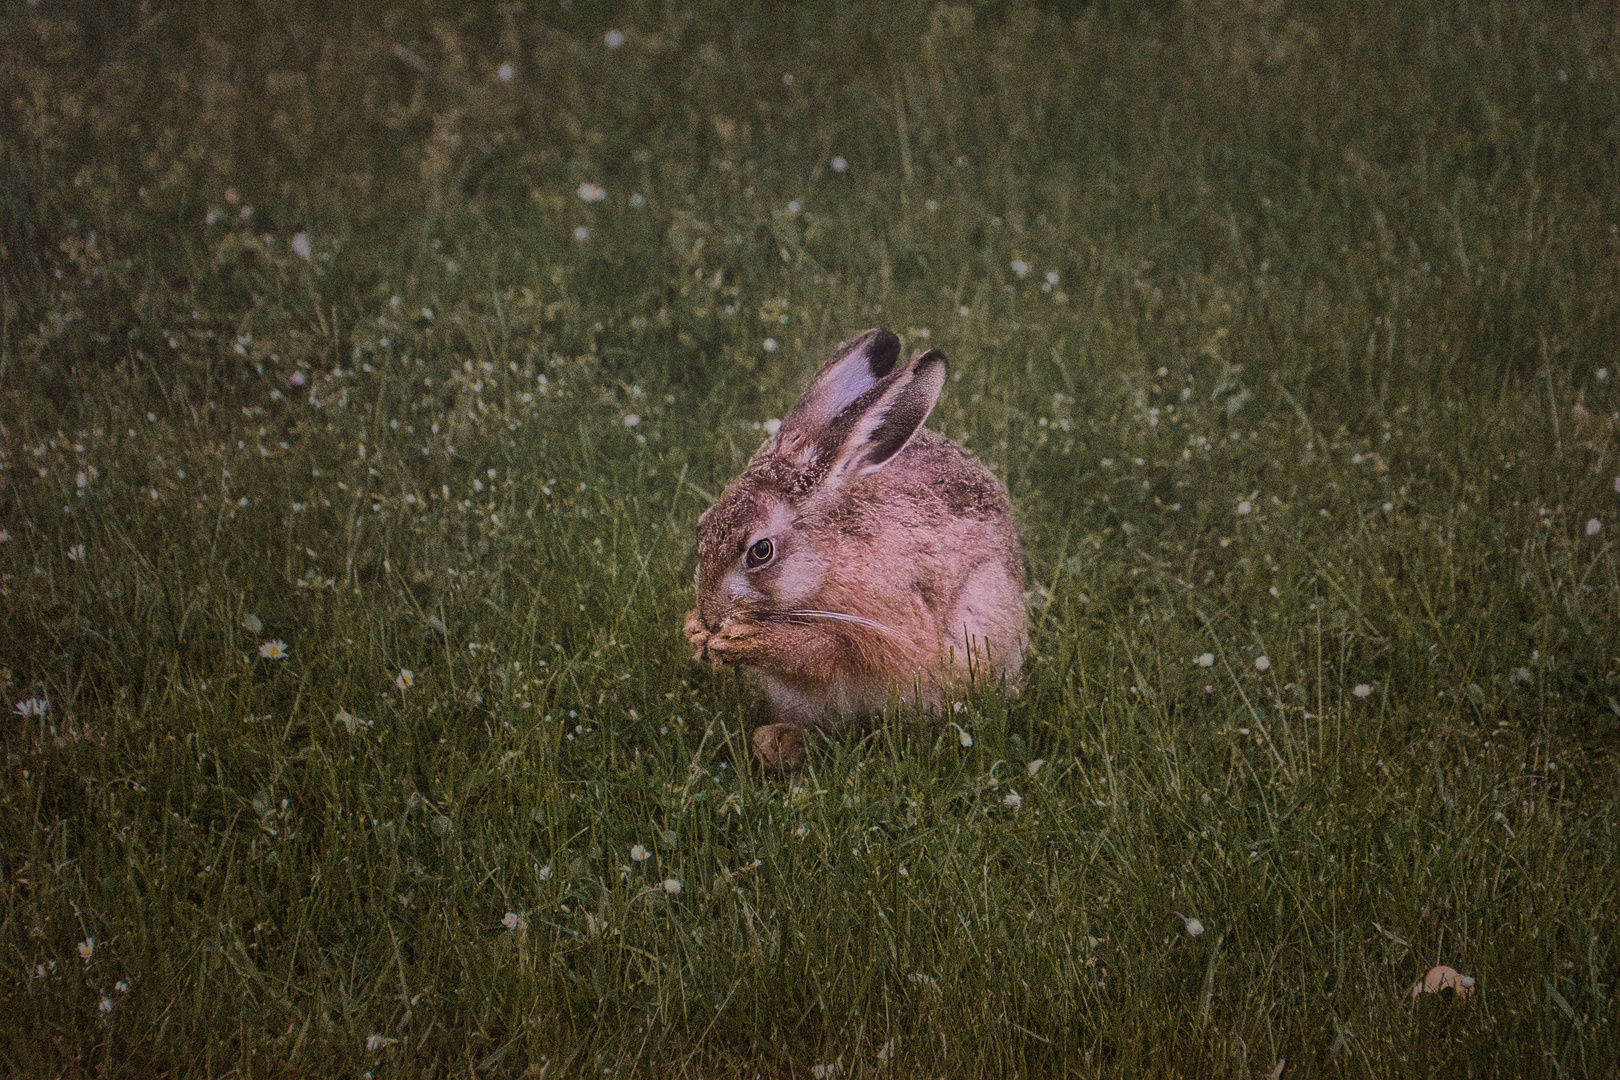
[745,537,774,569]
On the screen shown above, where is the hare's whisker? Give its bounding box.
[779,609,903,639]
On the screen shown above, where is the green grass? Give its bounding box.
[3,1,1619,1075]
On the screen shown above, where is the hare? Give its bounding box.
[684,328,1026,769]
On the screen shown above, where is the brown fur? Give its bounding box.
[684,329,1026,769]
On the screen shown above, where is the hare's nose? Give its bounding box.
[696,590,728,625]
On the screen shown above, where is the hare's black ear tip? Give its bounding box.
[857,328,902,377]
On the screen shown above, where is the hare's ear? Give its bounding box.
[822,349,947,482]
[778,329,901,448]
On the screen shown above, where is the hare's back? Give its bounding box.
[893,429,1015,524]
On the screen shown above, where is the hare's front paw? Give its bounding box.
[703,621,762,666]
[683,610,710,660]
[752,723,809,771]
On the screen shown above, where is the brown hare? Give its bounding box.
[684,329,1026,769]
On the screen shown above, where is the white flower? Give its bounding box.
[291,232,311,259]
[497,62,516,82]
[98,996,113,1014]
[259,640,289,660]
[623,413,641,428]
[1172,911,1205,936]
[630,844,650,862]
[573,226,590,241]
[502,911,527,932]
[763,337,778,352]
[949,722,973,748]
[1237,500,1252,515]
[1353,683,1372,698]
[1196,653,1215,667]
[831,156,849,172]
[763,418,782,436]
[1586,518,1601,536]
[537,864,552,880]
[1011,259,1029,277]
[395,668,414,690]
[1045,270,1060,285]
[1002,789,1022,809]
[67,543,87,562]
[366,1034,398,1051]
[662,877,682,893]
[115,980,129,993]
[78,938,95,961]
[1254,655,1270,672]
[14,698,48,717]
[577,182,607,204]
[604,29,625,49]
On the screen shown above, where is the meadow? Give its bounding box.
[2,1,1618,1075]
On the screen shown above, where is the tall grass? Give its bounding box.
[2,1,1617,1075]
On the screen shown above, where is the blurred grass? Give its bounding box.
[2,0,1618,1076]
